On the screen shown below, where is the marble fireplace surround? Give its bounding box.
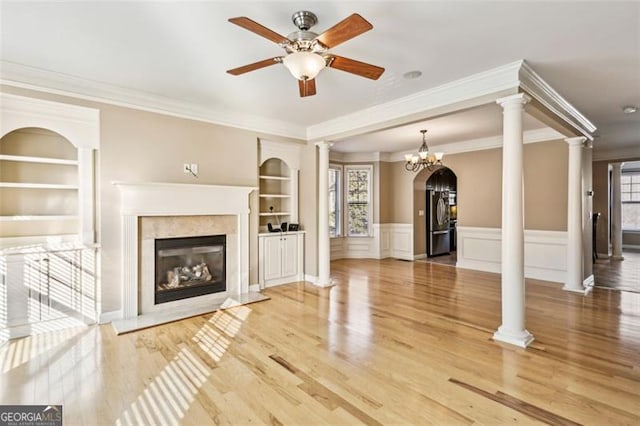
[112,182,263,333]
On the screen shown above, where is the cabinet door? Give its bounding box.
[263,236,282,281]
[281,235,298,278]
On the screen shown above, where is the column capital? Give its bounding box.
[611,162,623,171]
[496,93,531,108]
[565,136,587,146]
[315,141,334,149]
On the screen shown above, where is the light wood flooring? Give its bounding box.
[1,259,639,425]
[594,249,640,293]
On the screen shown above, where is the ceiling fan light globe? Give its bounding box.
[283,51,325,80]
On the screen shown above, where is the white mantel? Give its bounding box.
[113,182,256,319]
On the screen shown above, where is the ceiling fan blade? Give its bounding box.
[227,57,282,75]
[298,79,317,97]
[315,14,373,49]
[328,55,385,80]
[228,17,289,45]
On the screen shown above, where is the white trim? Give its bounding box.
[307,61,523,141]
[456,227,568,283]
[98,310,123,324]
[113,182,256,319]
[330,223,413,261]
[593,146,640,162]
[329,152,392,163]
[0,92,99,148]
[304,274,318,284]
[389,127,563,161]
[249,284,261,293]
[1,62,306,140]
[519,61,596,140]
[622,244,640,250]
[597,252,611,259]
[583,275,595,288]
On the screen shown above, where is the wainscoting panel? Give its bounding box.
[330,224,414,261]
[457,226,567,283]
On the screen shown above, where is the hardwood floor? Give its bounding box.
[1,258,639,425]
[594,249,640,293]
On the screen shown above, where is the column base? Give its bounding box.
[562,285,593,296]
[612,255,625,261]
[312,277,335,288]
[493,326,534,348]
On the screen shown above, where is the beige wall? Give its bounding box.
[0,85,309,313]
[592,161,609,254]
[299,141,318,276]
[385,140,569,251]
[378,161,392,223]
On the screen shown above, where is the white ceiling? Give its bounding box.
[1,1,639,154]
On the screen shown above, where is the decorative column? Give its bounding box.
[493,93,534,348]
[611,163,624,260]
[564,137,591,294]
[316,141,334,287]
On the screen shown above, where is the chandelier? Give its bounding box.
[404,129,444,172]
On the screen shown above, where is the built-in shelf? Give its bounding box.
[0,215,78,222]
[0,182,78,190]
[0,154,78,166]
[259,212,291,217]
[259,194,291,198]
[259,175,291,181]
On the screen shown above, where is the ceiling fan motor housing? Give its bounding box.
[292,11,317,31]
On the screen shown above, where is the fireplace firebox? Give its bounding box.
[154,235,226,304]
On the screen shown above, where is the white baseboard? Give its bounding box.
[249,283,261,292]
[304,274,318,284]
[583,275,594,288]
[414,253,427,260]
[99,310,123,324]
[622,244,640,250]
[597,252,610,259]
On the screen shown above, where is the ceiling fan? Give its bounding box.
[226,11,385,97]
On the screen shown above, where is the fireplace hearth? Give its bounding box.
[155,235,226,304]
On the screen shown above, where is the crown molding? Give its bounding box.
[0,61,306,140]
[307,61,524,142]
[518,61,596,140]
[328,151,391,163]
[592,145,640,162]
[388,127,564,162]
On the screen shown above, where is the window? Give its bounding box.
[345,165,372,237]
[328,166,342,237]
[622,172,640,230]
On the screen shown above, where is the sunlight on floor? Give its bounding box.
[117,306,252,424]
[116,347,210,426]
[0,324,87,373]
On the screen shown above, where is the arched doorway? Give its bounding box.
[412,166,457,263]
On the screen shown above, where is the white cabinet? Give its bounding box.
[258,231,304,288]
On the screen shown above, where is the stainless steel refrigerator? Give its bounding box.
[427,190,450,256]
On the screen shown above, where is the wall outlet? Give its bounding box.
[418,210,425,216]
[190,163,198,175]
[183,163,191,174]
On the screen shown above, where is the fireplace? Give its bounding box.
[154,235,226,304]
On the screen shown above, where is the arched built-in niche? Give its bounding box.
[0,93,99,245]
[0,128,79,239]
[258,140,302,232]
[412,166,458,258]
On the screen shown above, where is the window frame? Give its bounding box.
[344,164,373,238]
[621,171,640,231]
[328,164,343,238]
